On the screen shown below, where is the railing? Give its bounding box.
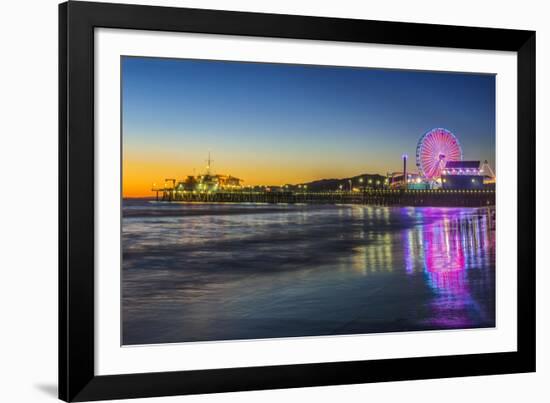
[152,189,495,207]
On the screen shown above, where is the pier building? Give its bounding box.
[441,161,484,190]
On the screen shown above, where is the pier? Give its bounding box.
[152,188,495,207]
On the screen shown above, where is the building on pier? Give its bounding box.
[441,160,484,189]
[388,172,429,190]
[152,153,243,199]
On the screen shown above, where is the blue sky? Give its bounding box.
[122,56,495,193]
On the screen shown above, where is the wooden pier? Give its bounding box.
[153,188,495,207]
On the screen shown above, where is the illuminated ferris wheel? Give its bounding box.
[416,128,463,180]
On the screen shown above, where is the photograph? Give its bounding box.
[0,0,541,401]
[121,56,497,346]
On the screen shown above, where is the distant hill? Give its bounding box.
[298,173,386,191]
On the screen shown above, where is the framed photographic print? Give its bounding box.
[59,1,535,401]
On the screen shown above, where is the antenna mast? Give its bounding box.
[205,152,214,175]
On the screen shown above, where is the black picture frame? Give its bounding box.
[59,1,536,401]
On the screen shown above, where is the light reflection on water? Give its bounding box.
[122,201,495,345]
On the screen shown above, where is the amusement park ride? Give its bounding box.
[416,128,463,181]
[391,128,495,190]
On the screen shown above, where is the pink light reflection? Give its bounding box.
[420,213,474,328]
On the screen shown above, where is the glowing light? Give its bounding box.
[416,128,463,180]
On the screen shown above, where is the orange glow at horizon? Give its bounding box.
[122,149,390,198]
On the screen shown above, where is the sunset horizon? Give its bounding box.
[123,149,405,197]
[122,56,495,198]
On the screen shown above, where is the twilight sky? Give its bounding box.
[122,56,495,197]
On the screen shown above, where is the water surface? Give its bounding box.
[122,201,495,345]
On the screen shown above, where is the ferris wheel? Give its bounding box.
[416,128,463,180]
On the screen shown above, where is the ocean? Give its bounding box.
[122,200,495,345]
